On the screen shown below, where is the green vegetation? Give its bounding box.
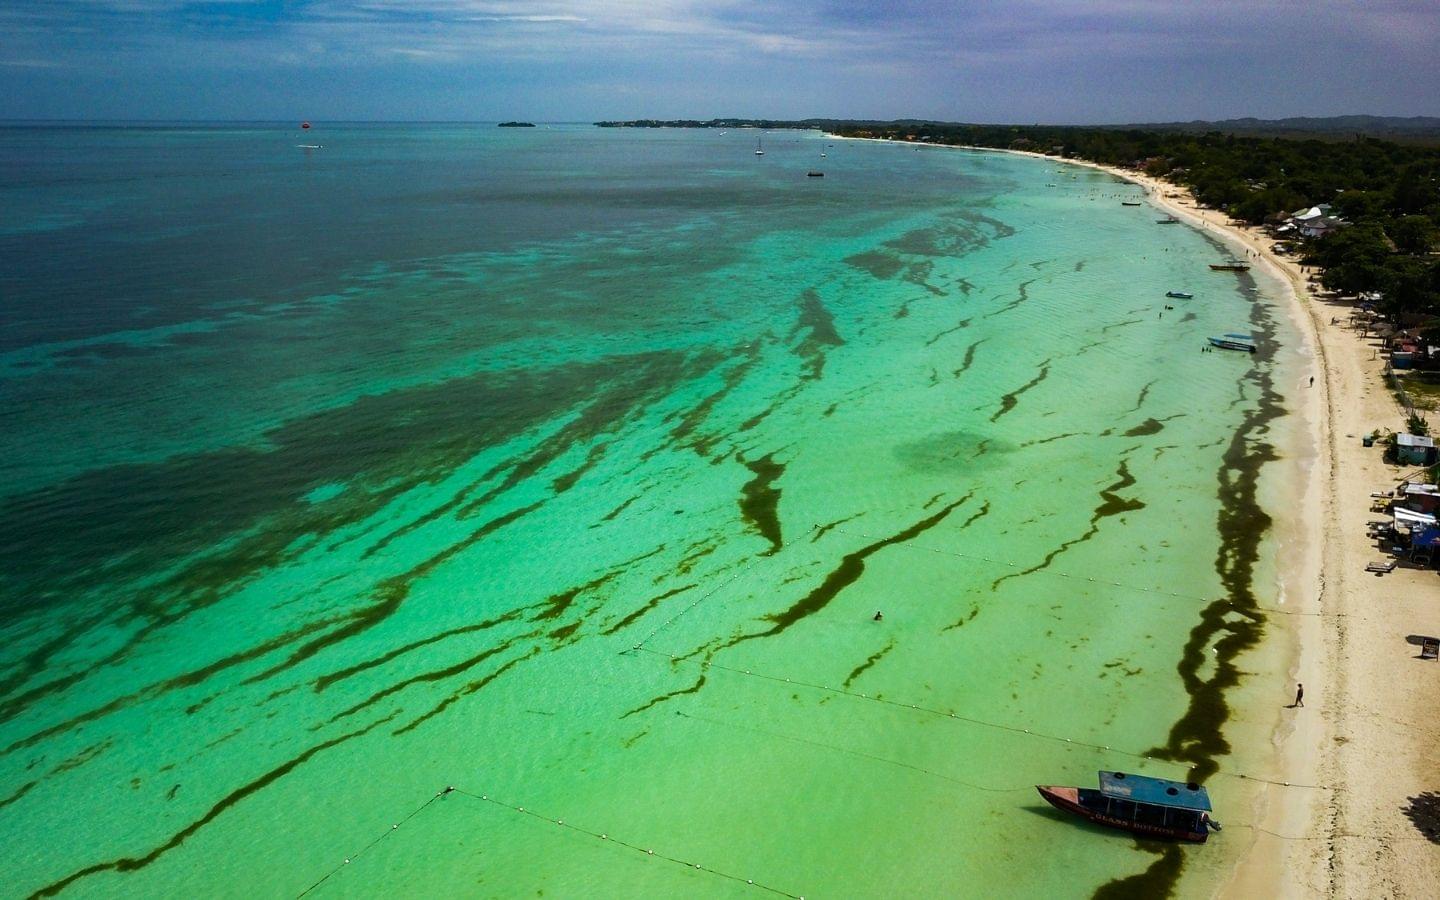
[1404,373,1440,410]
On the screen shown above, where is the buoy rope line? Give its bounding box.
[826,524,1337,619]
[296,788,448,897]
[294,786,803,899]
[628,646,1329,792]
[296,783,806,892]
[634,555,766,649]
[450,788,803,897]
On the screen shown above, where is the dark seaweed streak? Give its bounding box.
[1093,845,1184,900]
[27,712,399,898]
[1095,254,1280,900]
[755,499,967,638]
[991,359,1051,422]
[952,338,987,380]
[738,453,785,554]
[1123,418,1164,437]
[623,499,970,717]
[1145,282,1277,778]
[602,583,698,636]
[843,639,896,688]
[987,458,1143,595]
[791,289,845,381]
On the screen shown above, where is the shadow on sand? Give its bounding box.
[1402,792,1440,843]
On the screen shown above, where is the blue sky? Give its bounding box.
[3,1,1438,122]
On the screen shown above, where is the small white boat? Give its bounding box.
[755,136,764,156]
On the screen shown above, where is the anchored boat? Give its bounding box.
[1165,291,1193,299]
[1037,771,1220,843]
[1208,333,1257,353]
[1156,216,1179,224]
[1209,262,1251,272]
[1121,200,1143,206]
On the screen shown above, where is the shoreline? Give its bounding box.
[970,143,1329,900]
[830,134,1440,896]
[1019,149,1439,900]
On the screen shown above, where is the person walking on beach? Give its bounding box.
[1293,683,1304,708]
[1309,376,1315,387]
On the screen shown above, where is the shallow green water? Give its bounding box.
[0,124,1303,898]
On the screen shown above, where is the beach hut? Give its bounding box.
[1399,482,1440,515]
[1412,524,1440,567]
[1396,433,1437,466]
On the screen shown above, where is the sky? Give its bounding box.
[2,1,1438,123]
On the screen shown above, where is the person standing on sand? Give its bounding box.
[1294,683,1304,707]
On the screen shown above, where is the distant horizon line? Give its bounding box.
[3,113,1437,128]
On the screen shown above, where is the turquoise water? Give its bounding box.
[0,124,1301,898]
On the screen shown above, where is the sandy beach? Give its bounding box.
[1081,157,1440,900]
[834,134,1440,897]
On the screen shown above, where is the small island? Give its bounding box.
[497,121,535,128]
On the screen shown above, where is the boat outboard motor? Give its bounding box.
[1206,817,1223,832]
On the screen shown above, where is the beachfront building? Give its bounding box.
[1397,481,1440,515]
[1395,433,1438,466]
[1283,204,1349,238]
[1278,203,1349,239]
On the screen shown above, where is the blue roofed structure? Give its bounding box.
[1098,771,1212,811]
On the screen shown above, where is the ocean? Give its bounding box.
[0,123,1306,898]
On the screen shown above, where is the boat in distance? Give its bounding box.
[806,171,824,177]
[1121,200,1143,206]
[1037,771,1220,843]
[1208,333,1257,353]
[1156,216,1179,224]
[1166,291,1194,299]
[1209,262,1251,271]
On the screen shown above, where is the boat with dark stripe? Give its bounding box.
[1037,771,1220,842]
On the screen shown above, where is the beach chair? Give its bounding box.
[1421,639,1439,661]
[1366,560,1398,574]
